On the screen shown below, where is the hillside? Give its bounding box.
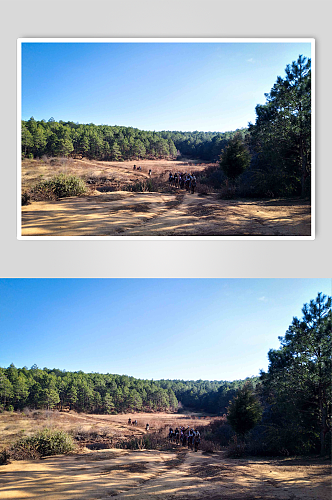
[0,363,255,415]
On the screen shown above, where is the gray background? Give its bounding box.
[1,0,331,278]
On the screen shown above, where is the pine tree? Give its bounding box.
[227,383,262,438]
[261,293,331,455]
[219,133,250,184]
[249,55,311,197]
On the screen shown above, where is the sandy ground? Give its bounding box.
[1,411,330,500]
[21,192,311,237]
[1,448,330,500]
[21,159,311,237]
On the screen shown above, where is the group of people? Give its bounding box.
[169,426,201,452]
[128,418,150,431]
[131,166,197,193]
[168,172,197,194]
[126,419,200,451]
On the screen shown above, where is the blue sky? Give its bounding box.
[1,279,329,381]
[21,41,312,132]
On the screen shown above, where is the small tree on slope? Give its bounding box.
[219,133,251,185]
[227,383,262,439]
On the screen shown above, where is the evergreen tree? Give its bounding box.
[111,142,122,161]
[219,133,250,184]
[227,383,262,438]
[21,123,34,157]
[249,55,311,197]
[0,370,13,409]
[261,293,331,455]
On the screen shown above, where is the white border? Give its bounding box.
[17,38,315,241]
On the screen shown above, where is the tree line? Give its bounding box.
[0,368,178,414]
[21,117,243,163]
[158,377,258,414]
[0,363,251,416]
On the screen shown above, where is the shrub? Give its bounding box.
[124,180,152,192]
[21,192,31,206]
[123,175,168,193]
[0,449,11,465]
[199,437,222,453]
[115,427,173,451]
[225,435,246,458]
[30,174,86,201]
[10,428,74,460]
[197,166,225,189]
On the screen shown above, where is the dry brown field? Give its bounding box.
[21,158,311,237]
[0,410,330,500]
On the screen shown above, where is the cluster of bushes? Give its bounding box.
[28,174,87,202]
[22,173,87,205]
[0,428,74,464]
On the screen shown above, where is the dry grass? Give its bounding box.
[0,410,211,453]
[21,158,212,196]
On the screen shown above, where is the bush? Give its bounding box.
[124,180,153,193]
[21,191,31,206]
[30,174,86,200]
[0,449,11,465]
[225,435,246,458]
[197,166,225,189]
[191,418,233,454]
[10,428,75,460]
[115,427,173,451]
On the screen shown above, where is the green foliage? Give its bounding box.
[249,55,311,197]
[261,293,331,455]
[11,428,74,459]
[31,174,86,200]
[22,116,249,163]
[227,383,262,437]
[0,365,180,414]
[0,362,259,416]
[219,133,251,182]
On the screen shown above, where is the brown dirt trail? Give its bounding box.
[21,192,310,237]
[0,449,330,500]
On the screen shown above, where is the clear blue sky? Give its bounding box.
[21,41,312,132]
[1,279,329,381]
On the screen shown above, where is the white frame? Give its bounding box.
[17,38,315,240]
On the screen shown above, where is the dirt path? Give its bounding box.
[0,448,330,500]
[21,192,310,237]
